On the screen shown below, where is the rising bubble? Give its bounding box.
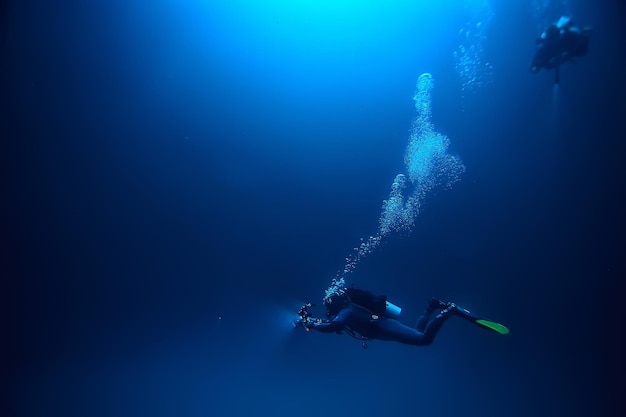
[324,74,464,301]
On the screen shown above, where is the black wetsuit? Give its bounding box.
[310,290,450,346]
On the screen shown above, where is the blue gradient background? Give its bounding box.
[3,1,624,416]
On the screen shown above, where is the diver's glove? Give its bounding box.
[294,316,321,330]
[294,302,322,331]
[294,303,313,329]
[297,303,314,319]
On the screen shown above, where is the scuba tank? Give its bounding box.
[384,300,402,318]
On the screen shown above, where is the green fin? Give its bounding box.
[475,319,510,335]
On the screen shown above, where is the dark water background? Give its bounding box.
[3,1,625,416]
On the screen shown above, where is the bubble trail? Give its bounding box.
[324,74,464,301]
[454,0,494,104]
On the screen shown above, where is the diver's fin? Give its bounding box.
[474,319,510,335]
[453,305,510,335]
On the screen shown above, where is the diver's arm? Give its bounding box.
[309,307,350,333]
[309,320,343,333]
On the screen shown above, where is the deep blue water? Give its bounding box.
[3,1,625,416]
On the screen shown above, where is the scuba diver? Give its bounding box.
[294,287,508,349]
[530,16,592,84]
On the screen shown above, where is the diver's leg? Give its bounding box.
[415,313,430,332]
[416,298,447,332]
[419,307,455,345]
[376,307,455,346]
[375,319,429,345]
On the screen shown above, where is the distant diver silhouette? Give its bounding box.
[530,16,592,84]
